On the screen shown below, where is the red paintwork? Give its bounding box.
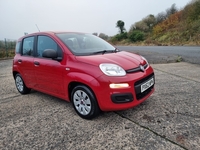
[13,31,154,111]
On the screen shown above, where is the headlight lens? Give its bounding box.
[99,63,126,76]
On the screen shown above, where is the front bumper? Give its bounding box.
[93,66,155,111]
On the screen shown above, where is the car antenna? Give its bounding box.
[35,24,40,32]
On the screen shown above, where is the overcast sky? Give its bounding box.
[0,0,190,40]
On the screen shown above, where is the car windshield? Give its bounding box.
[56,33,116,56]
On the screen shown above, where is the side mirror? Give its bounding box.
[42,49,58,59]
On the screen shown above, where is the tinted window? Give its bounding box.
[37,36,62,58]
[22,37,34,56]
[15,42,21,54]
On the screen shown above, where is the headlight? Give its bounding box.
[99,63,126,76]
[141,56,149,65]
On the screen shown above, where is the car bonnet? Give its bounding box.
[75,51,143,70]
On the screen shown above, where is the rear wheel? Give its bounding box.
[15,73,31,94]
[71,85,100,119]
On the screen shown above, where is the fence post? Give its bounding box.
[4,38,8,57]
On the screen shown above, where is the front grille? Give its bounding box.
[135,73,154,85]
[134,73,154,100]
[126,64,148,73]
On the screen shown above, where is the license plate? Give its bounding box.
[141,78,154,93]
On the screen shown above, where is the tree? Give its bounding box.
[116,20,126,34]
[166,3,178,18]
[130,15,156,32]
[129,24,136,32]
[0,41,4,49]
[188,0,200,22]
[155,12,167,24]
[92,33,98,36]
[134,21,149,31]
[99,33,108,40]
[143,14,156,29]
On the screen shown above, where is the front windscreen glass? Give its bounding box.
[56,33,116,56]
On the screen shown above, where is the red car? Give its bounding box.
[13,32,155,119]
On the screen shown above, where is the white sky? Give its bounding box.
[0,0,190,40]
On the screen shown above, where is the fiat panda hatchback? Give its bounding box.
[13,32,155,119]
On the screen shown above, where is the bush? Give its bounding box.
[116,32,128,41]
[128,30,144,42]
[188,1,200,22]
[110,32,128,43]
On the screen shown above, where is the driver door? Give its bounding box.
[33,35,65,97]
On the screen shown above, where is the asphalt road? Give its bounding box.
[0,59,200,150]
[116,46,200,64]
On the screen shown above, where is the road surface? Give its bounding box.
[0,59,200,149]
[116,46,200,64]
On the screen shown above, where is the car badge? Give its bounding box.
[140,65,145,72]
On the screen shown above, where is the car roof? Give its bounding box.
[17,31,84,41]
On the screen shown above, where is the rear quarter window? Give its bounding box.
[22,37,34,56]
[15,42,21,54]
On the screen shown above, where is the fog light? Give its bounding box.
[109,83,129,89]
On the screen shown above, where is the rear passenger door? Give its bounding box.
[33,35,65,98]
[18,36,36,88]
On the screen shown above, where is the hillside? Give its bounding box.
[110,0,200,46]
[151,0,200,45]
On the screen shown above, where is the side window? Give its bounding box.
[15,42,21,54]
[22,37,34,56]
[37,36,62,58]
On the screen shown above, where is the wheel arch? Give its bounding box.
[13,71,19,78]
[67,72,101,100]
[68,81,98,103]
[13,71,19,79]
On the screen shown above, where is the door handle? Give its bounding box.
[34,61,40,66]
[18,59,22,63]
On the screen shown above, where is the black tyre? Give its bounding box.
[71,85,100,119]
[15,73,31,94]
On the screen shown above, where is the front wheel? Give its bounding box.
[15,73,31,94]
[71,85,100,119]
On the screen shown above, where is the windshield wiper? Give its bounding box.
[92,50,110,55]
[92,48,120,55]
